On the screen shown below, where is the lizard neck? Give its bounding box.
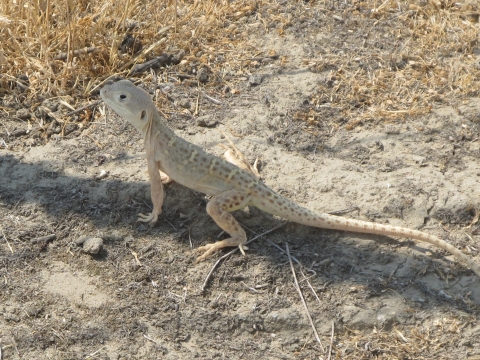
[141,110,176,148]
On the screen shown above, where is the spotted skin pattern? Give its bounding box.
[100,80,480,278]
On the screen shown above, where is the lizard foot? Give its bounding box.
[160,171,172,184]
[137,212,159,224]
[219,131,260,178]
[195,238,247,263]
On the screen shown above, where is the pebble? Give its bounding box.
[248,75,263,86]
[196,115,217,128]
[75,235,103,255]
[197,68,209,83]
[16,108,31,120]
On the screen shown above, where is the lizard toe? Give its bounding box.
[137,212,159,223]
[195,238,247,263]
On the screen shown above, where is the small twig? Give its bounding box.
[66,100,102,117]
[143,334,160,345]
[54,46,99,61]
[129,51,183,75]
[286,243,325,353]
[9,126,41,138]
[131,251,142,266]
[241,281,259,293]
[327,320,334,360]
[194,89,200,116]
[163,218,177,232]
[241,55,280,62]
[31,234,56,244]
[121,39,167,71]
[199,89,222,105]
[327,206,360,216]
[169,73,195,79]
[266,239,302,266]
[84,346,104,359]
[84,134,104,149]
[157,25,172,36]
[174,0,177,33]
[300,269,322,305]
[1,228,13,253]
[201,223,286,292]
[188,230,193,249]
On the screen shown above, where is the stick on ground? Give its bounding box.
[327,320,334,360]
[286,243,325,353]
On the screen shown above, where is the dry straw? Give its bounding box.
[302,1,480,129]
[1,0,477,130]
[0,0,259,100]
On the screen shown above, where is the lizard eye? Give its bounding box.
[140,110,146,120]
[119,94,128,101]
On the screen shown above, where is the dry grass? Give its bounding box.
[334,314,475,359]
[302,0,480,129]
[0,0,262,100]
[3,0,477,129]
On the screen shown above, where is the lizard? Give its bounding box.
[100,79,480,278]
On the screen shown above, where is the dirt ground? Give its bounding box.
[1,2,480,359]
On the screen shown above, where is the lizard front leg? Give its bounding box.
[138,153,164,223]
[196,189,252,263]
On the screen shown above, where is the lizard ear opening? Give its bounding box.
[140,110,147,121]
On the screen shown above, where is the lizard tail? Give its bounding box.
[253,194,480,278]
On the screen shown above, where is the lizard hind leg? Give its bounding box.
[195,189,252,263]
[159,170,172,184]
[219,131,260,178]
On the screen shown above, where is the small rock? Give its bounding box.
[102,230,127,242]
[4,312,20,322]
[119,34,142,54]
[75,235,91,245]
[196,115,217,128]
[83,237,103,255]
[176,98,191,109]
[63,123,78,135]
[24,306,43,318]
[248,75,263,86]
[186,127,197,135]
[376,307,396,330]
[16,75,29,91]
[42,98,59,112]
[16,108,31,120]
[197,68,209,83]
[76,236,103,254]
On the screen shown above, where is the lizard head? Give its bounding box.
[100,79,153,133]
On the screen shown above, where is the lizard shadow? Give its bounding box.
[1,153,478,313]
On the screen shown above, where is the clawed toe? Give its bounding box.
[195,240,248,263]
[137,212,158,224]
[195,244,217,264]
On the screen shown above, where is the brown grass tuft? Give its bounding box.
[303,0,480,128]
[0,0,262,101]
